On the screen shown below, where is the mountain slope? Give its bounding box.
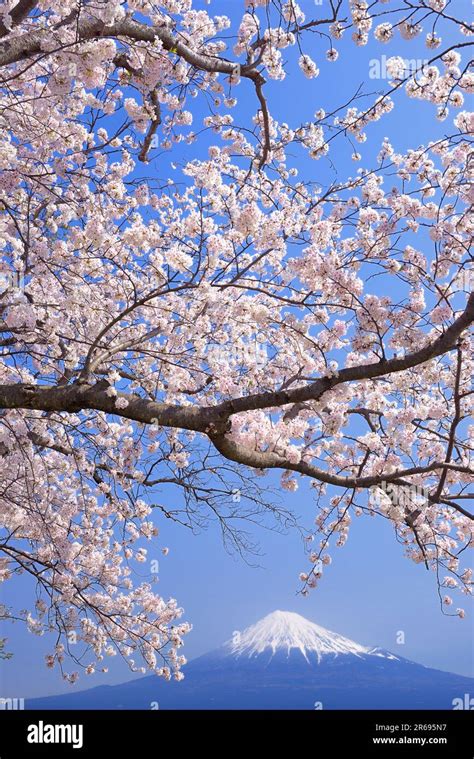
[28,611,473,710]
[229,610,371,660]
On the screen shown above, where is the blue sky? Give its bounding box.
[1,0,472,699]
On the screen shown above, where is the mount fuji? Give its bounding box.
[28,611,473,710]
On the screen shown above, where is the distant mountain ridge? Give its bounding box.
[28,611,473,710]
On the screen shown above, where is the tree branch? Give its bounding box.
[208,432,473,495]
[0,294,472,437]
[0,0,38,38]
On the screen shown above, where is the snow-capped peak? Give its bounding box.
[229,610,371,662]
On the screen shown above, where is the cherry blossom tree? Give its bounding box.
[0,0,472,682]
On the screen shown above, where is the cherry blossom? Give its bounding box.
[0,0,472,682]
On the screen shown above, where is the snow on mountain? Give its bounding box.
[228,610,371,662]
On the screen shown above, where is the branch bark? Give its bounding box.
[0,0,38,38]
[0,13,274,162]
[208,432,473,492]
[0,16,256,76]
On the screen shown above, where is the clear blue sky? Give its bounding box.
[1,0,472,699]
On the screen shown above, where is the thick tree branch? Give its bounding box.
[0,16,256,76]
[0,0,38,38]
[0,381,213,432]
[208,432,473,496]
